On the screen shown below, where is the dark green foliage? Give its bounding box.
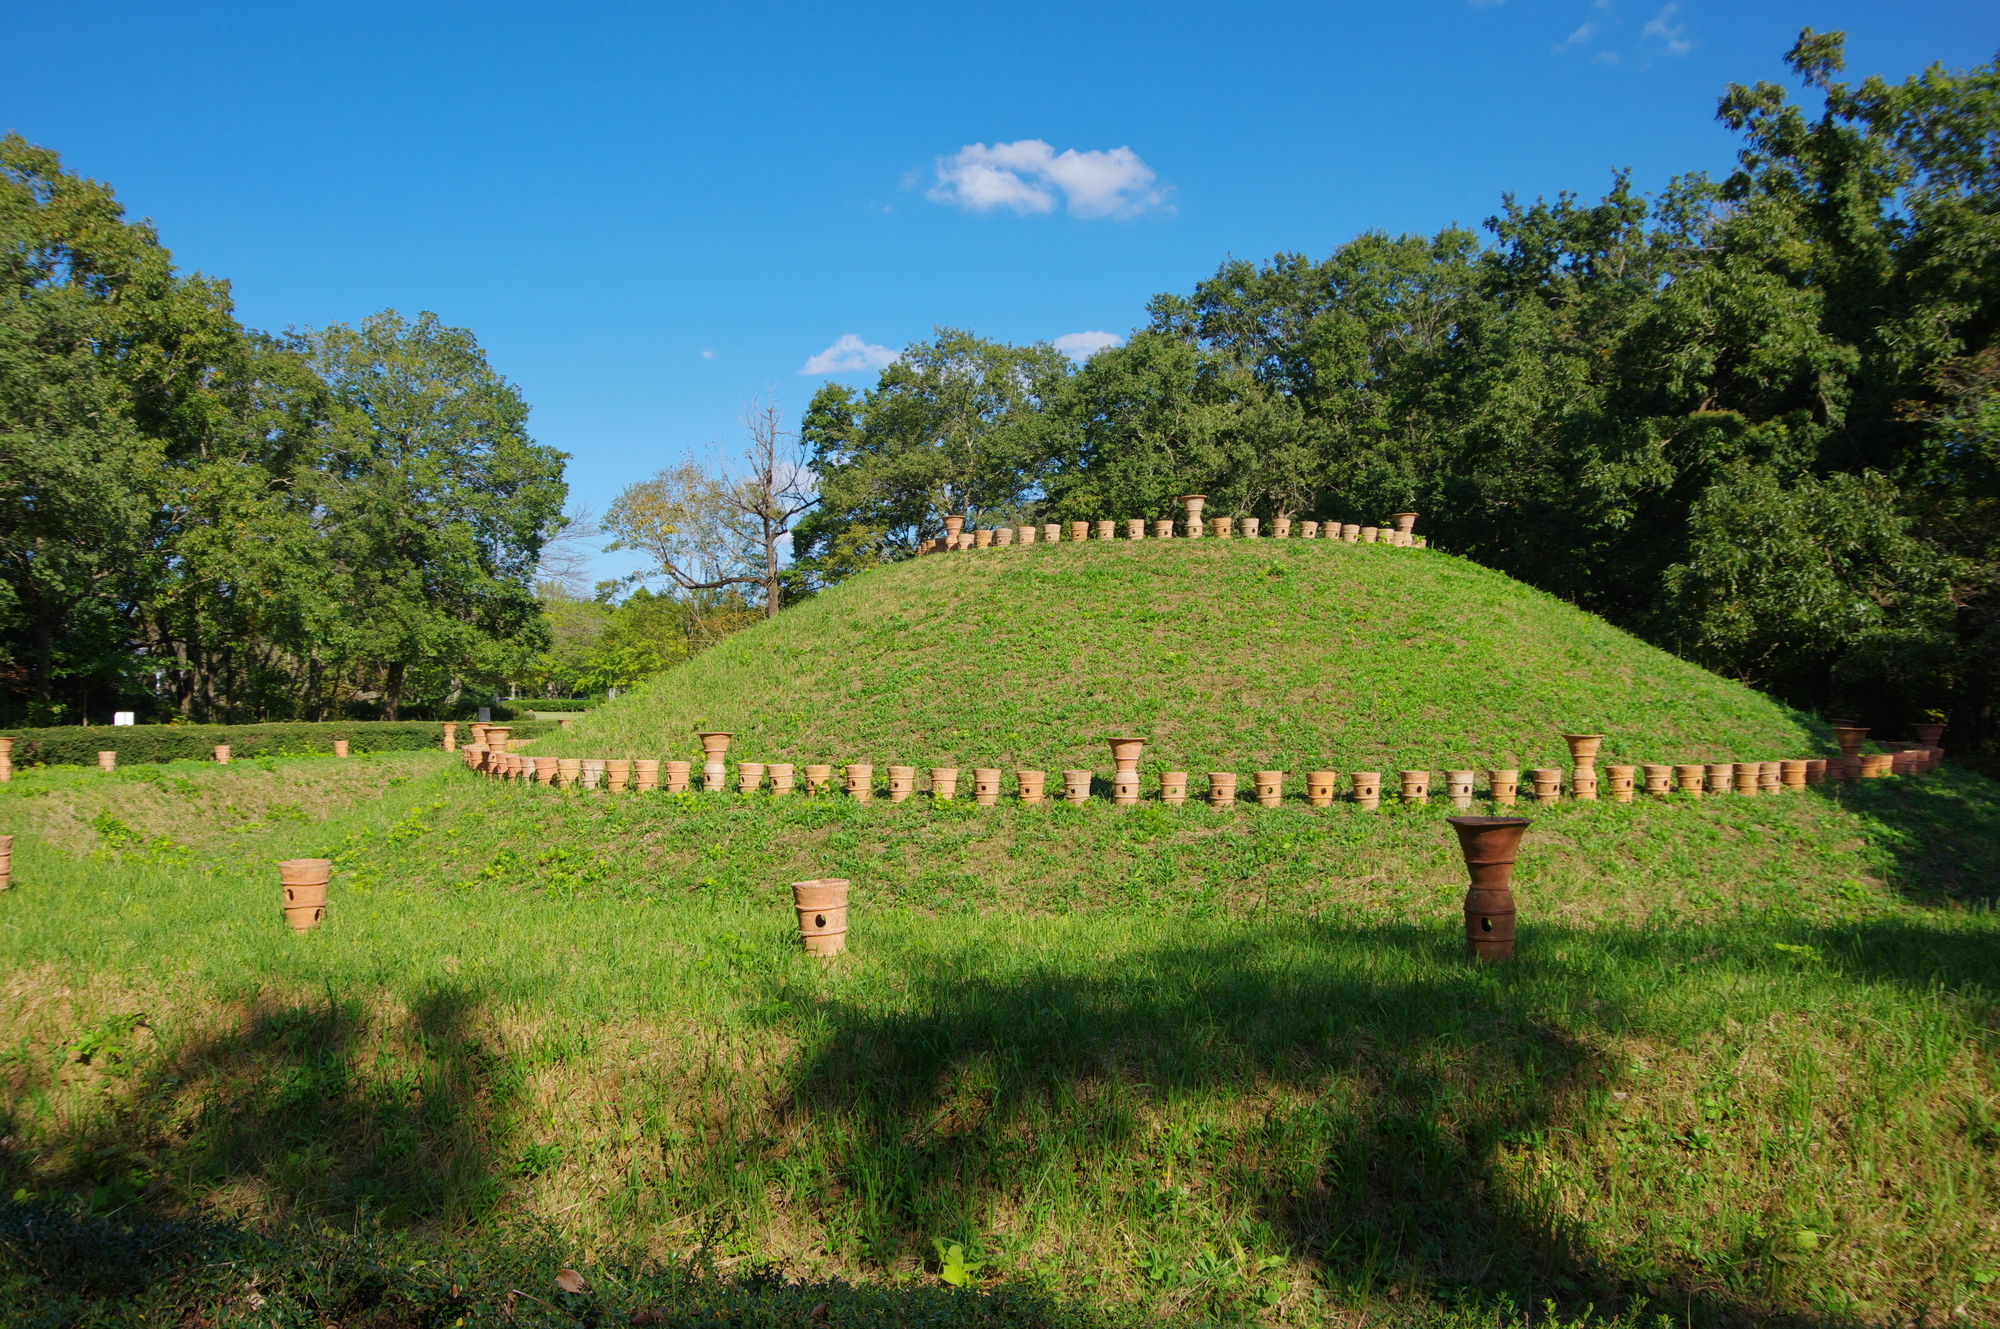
[0,719,555,767]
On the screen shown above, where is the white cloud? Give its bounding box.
[1558,21,1595,48]
[1053,331,1124,361]
[1643,3,1693,54]
[925,140,1170,220]
[701,349,714,359]
[800,334,900,376]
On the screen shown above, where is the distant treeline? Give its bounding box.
[795,32,2000,757]
[0,135,568,726]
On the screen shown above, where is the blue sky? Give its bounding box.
[6,0,1995,582]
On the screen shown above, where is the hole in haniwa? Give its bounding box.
[1481,917,1493,933]
[815,914,826,928]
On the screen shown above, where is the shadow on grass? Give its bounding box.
[772,919,1985,1328]
[1833,768,2000,905]
[12,980,514,1230]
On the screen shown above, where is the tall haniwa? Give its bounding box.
[279,858,331,932]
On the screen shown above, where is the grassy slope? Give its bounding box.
[4,752,2000,1326]
[537,541,1832,774]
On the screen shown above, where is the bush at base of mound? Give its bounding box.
[0,719,558,767]
[537,541,1835,774]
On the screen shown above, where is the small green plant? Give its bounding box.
[931,1239,985,1287]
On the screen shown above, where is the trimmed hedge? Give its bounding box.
[505,698,597,714]
[0,719,558,768]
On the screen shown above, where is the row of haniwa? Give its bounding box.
[915,499,1425,553]
[458,729,1947,807]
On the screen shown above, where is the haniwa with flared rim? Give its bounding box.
[1448,816,1531,962]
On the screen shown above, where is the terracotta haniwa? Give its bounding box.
[1127,518,1145,539]
[1832,725,1869,757]
[1605,766,1636,803]
[802,764,832,794]
[470,722,489,747]
[215,744,232,765]
[1070,521,1089,543]
[973,768,1002,806]
[1019,525,1037,545]
[1732,762,1760,795]
[0,833,11,891]
[1860,753,1894,779]
[1449,817,1530,962]
[1528,769,1561,804]
[930,768,959,801]
[1488,770,1519,808]
[1306,771,1339,808]
[1301,521,1319,538]
[1254,771,1283,808]
[794,878,850,957]
[1043,523,1061,544]
[887,765,916,802]
[1095,520,1114,540]
[1704,763,1732,795]
[634,759,661,791]
[1159,772,1188,805]
[279,857,332,932]
[1642,765,1674,798]
[1562,735,1603,766]
[1445,770,1475,810]
[1570,768,1598,801]
[944,514,965,538]
[768,763,795,794]
[1351,772,1383,811]
[974,528,993,548]
[1274,517,1291,538]
[1341,524,1360,542]
[1016,770,1047,805]
[1212,516,1232,538]
[98,751,116,772]
[1804,758,1827,786]
[485,726,514,750]
[1781,760,1808,791]
[1207,772,1237,809]
[1914,722,1946,745]
[1758,761,1782,793]
[582,759,605,791]
[1179,495,1207,536]
[1241,517,1261,538]
[846,764,875,803]
[1107,737,1145,776]
[441,722,457,752]
[738,762,766,794]
[555,757,581,787]
[1673,764,1704,796]
[1391,513,1418,534]
[1360,526,1378,543]
[1112,774,1141,806]
[1153,519,1175,539]
[1400,771,1430,804]
[333,739,350,759]
[1062,769,1092,803]
[664,760,692,793]
[995,527,1014,546]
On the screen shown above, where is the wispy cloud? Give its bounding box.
[1052,331,1123,361]
[801,334,900,375]
[1643,3,1693,54]
[925,140,1171,220]
[1557,20,1595,49]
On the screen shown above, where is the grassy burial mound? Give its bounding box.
[536,539,1827,776]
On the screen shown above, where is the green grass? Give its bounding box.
[4,751,2000,1325]
[534,541,1838,774]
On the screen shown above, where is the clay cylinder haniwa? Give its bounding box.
[0,735,13,783]
[556,757,583,787]
[1207,772,1237,809]
[581,758,605,791]
[1702,763,1730,794]
[1301,521,1319,538]
[1360,526,1379,543]
[1018,525,1037,545]
[333,739,350,759]
[1604,766,1636,803]
[802,763,832,794]
[663,760,692,793]
[1043,523,1061,544]
[702,760,727,791]
[1350,772,1382,810]
[768,763,795,794]
[1153,519,1175,539]
[1758,760,1782,793]
[1445,770,1475,809]
[1400,770,1430,803]
[1107,736,1145,774]
[1804,758,1827,786]
[1671,764,1703,796]
[1062,769,1092,803]
[1112,773,1140,805]
[1528,769,1561,803]
[97,751,116,772]
[1449,816,1530,962]
[1570,768,1598,801]
[1254,770,1283,807]
[1159,772,1188,805]
[1832,725,1868,756]
[1306,771,1339,807]
[1070,521,1089,543]
[930,768,960,801]
[1778,760,1806,791]
[1563,735,1603,768]
[1391,512,1418,535]
[1126,519,1146,539]
[974,528,993,548]
[1211,516,1232,538]
[1274,517,1291,538]
[944,514,965,537]
[1860,753,1893,779]
[484,727,514,750]
[886,765,916,802]
[1732,762,1760,795]
[973,768,1002,806]
[279,858,332,932]
[1241,517,1261,538]
[1641,765,1673,798]
[1095,520,1115,540]
[633,759,660,791]
[1340,523,1360,542]
[215,744,232,765]
[794,878,850,957]
[0,833,11,891]
[845,764,875,802]
[469,722,489,747]
[1016,770,1046,805]
[1179,495,1207,536]
[441,722,457,752]
[737,761,766,794]
[698,731,733,757]
[1488,770,1519,808]
[995,527,1014,546]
